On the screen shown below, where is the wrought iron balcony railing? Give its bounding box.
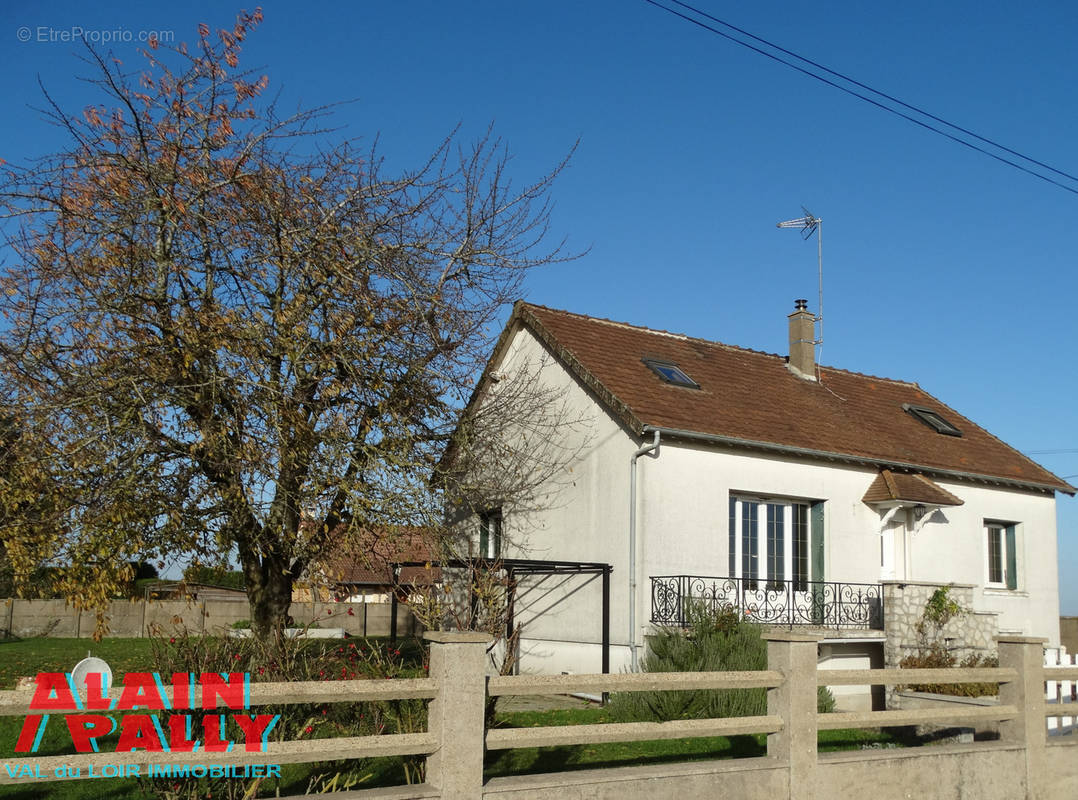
[650,575,884,630]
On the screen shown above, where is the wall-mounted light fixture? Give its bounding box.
[912,504,928,521]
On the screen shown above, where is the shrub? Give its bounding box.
[183,564,245,590]
[915,585,967,646]
[899,585,998,698]
[609,606,834,722]
[140,627,428,799]
[899,645,999,697]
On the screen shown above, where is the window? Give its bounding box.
[642,358,699,389]
[479,509,502,560]
[903,403,962,437]
[985,521,1017,589]
[729,495,815,590]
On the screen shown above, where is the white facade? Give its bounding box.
[473,324,1063,678]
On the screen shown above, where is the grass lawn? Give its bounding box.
[485,706,902,778]
[0,636,423,799]
[0,638,157,690]
[0,637,150,799]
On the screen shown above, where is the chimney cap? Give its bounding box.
[794,298,808,311]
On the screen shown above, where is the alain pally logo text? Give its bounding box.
[15,672,280,754]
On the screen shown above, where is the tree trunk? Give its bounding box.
[248,559,294,638]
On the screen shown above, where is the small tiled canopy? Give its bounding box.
[862,469,964,507]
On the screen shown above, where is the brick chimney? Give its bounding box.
[787,299,816,380]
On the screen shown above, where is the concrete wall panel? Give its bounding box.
[1,598,415,639]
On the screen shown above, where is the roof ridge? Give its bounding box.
[522,302,925,386]
[519,302,793,363]
[817,364,919,388]
[520,301,689,341]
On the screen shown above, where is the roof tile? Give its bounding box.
[862,470,965,506]
[516,302,1072,493]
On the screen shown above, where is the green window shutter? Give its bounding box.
[479,518,489,558]
[1005,525,1017,590]
[728,497,736,576]
[810,501,826,625]
[810,501,825,583]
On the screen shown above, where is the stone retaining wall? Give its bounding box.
[881,581,999,708]
[882,581,999,668]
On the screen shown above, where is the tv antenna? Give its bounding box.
[776,208,823,348]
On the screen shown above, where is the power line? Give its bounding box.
[663,0,1078,186]
[642,0,1078,196]
[1026,449,1078,455]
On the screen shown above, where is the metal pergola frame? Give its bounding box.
[389,558,613,676]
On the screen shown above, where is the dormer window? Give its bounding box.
[903,403,962,437]
[643,358,699,389]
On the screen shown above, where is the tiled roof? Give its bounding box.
[320,528,441,587]
[510,302,1072,494]
[862,470,964,506]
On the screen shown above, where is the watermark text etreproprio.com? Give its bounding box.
[16,25,176,45]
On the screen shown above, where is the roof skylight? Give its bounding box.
[903,403,962,437]
[643,358,699,389]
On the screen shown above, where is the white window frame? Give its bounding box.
[729,495,812,589]
[984,521,1017,590]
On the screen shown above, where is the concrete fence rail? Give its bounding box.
[0,597,418,639]
[0,632,1075,799]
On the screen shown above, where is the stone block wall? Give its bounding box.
[881,581,999,670]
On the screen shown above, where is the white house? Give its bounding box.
[455,300,1073,705]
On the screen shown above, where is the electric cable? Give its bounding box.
[642,0,1078,196]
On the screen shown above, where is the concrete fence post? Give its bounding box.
[424,631,491,798]
[997,635,1047,800]
[764,630,821,800]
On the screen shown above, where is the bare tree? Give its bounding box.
[407,340,595,719]
[441,348,593,543]
[0,10,575,636]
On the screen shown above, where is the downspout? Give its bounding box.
[629,429,660,672]
[903,509,912,581]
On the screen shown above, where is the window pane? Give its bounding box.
[793,504,809,591]
[643,359,698,388]
[767,503,784,586]
[480,509,502,559]
[742,502,758,585]
[732,496,815,592]
[987,526,1002,583]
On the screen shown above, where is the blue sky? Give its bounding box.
[2,2,1076,609]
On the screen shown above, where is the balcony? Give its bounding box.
[650,575,884,630]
